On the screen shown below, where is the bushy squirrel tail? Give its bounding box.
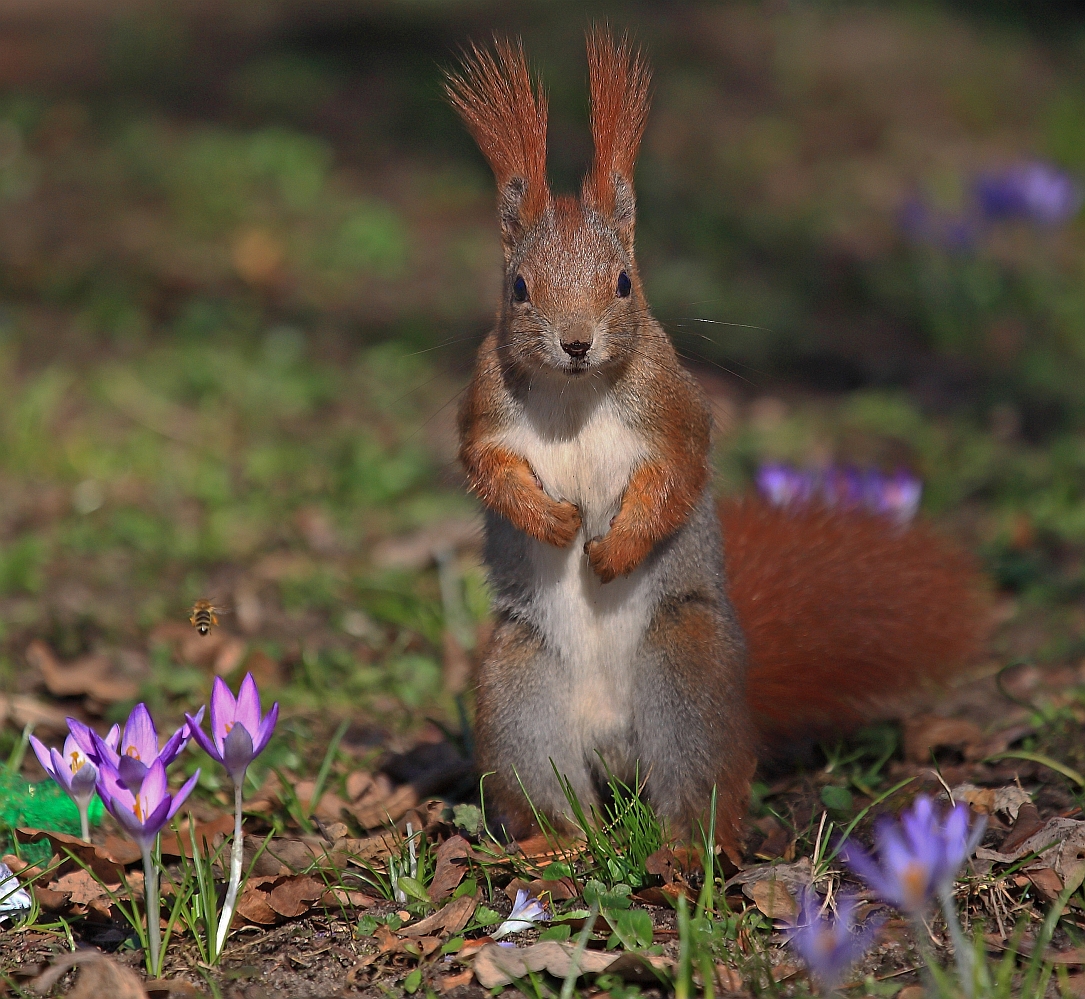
[719,497,991,746]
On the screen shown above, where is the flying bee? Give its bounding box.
[189,600,220,635]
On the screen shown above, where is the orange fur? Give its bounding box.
[719,498,990,745]
[582,30,651,219]
[461,439,582,547]
[445,40,551,229]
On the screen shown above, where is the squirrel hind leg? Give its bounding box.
[474,615,604,840]
[634,596,756,861]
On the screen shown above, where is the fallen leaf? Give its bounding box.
[236,876,281,925]
[746,878,798,921]
[160,814,236,859]
[1000,802,1046,854]
[347,784,419,830]
[51,869,127,906]
[645,847,676,883]
[16,828,133,882]
[903,714,984,763]
[472,941,617,989]
[31,950,147,998]
[320,888,378,910]
[400,894,477,938]
[429,834,470,901]
[32,885,72,912]
[1027,867,1064,902]
[602,952,673,986]
[265,873,325,918]
[0,693,69,732]
[345,770,376,802]
[977,817,1085,878]
[144,979,208,998]
[437,968,474,993]
[27,641,138,703]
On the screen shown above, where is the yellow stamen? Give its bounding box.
[225,721,234,733]
[69,750,86,774]
[132,796,146,823]
[901,860,931,911]
[126,746,140,760]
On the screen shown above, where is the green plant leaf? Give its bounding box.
[403,968,422,994]
[820,785,854,813]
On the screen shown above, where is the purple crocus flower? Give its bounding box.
[65,716,120,765]
[98,757,200,852]
[789,891,879,992]
[492,889,550,940]
[842,795,986,916]
[185,673,278,786]
[29,731,101,838]
[92,703,204,794]
[756,463,816,508]
[975,162,1082,225]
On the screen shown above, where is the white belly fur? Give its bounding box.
[498,384,655,748]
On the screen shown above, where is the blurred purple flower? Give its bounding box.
[975,162,1082,225]
[98,757,200,852]
[185,673,278,786]
[842,795,985,916]
[789,891,879,991]
[756,463,921,523]
[93,702,204,794]
[899,196,978,252]
[29,731,100,812]
[756,463,817,508]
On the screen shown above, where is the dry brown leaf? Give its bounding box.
[977,817,1085,878]
[144,979,208,998]
[16,828,134,882]
[1027,867,1064,902]
[437,968,474,993]
[903,714,984,763]
[0,693,69,732]
[31,950,148,998]
[27,640,139,703]
[1000,802,1046,854]
[320,887,378,910]
[348,783,419,830]
[645,847,677,883]
[267,873,325,918]
[236,875,281,925]
[472,941,616,989]
[32,885,72,912]
[345,770,375,801]
[51,868,127,906]
[429,834,470,901]
[746,879,798,921]
[601,952,673,986]
[400,894,477,939]
[160,814,235,859]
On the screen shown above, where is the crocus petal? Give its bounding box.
[210,676,236,755]
[165,769,201,824]
[184,712,223,763]
[117,754,150,794]
[181,705,206,740]
[121,703,159,763]
[103,724,120,752]
[158,725,189,768]
[48,748,74,795]
[252,701,279,756]
[68,759,99,802]
[91,729,120,768]
[65,718,99,760]
[236,673,262,736]
[29,735,56,779]
[111,796,152,844]
[222,722,255,784]
[140,758,169,814]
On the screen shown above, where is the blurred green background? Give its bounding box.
[6,0,1085,749]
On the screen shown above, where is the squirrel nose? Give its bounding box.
[561,339,591,358]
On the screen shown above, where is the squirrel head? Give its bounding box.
[447,32,652,377]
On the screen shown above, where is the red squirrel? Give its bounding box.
[446,33,989,856]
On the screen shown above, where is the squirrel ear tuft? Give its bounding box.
[446,39,551,256]
[582,29,651,249]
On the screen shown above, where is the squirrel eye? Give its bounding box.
[512,275,529,303]
[616,271,632,298]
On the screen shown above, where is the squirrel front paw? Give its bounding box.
[584,530,652,583]
[536,498,582,548]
